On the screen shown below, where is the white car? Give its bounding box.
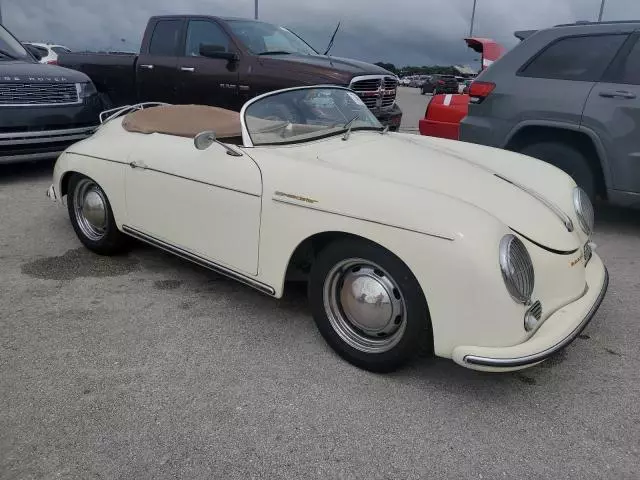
[47,86,608,373]
[23,42,71,64]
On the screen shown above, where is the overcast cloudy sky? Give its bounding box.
[5,0,640,66]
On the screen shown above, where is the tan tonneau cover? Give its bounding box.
[122,105,242,139]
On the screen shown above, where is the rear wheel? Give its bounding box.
[67,174,129,255]
[308,238,432,372]
[518,141,596,200]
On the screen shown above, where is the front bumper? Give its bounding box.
[0,125,95,164]
[375,103,403,131]
[452,253,608,371]
[0,98,101,164]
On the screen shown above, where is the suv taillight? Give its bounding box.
[468,81,495,104]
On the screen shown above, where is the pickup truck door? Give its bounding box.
[177,19,242,110]
[123,133,262,276]
[582,33,640,194]
[136,18,184,104]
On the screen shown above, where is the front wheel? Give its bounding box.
[308,238,432,372]
[67,174,130,255]
[518,142,596,200]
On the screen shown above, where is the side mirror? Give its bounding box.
[199,44,239,62]
[194,131,242,156]
[194,131,216,150]
[25,44,45,61]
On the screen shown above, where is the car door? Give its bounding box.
[582,32,640,194]
[177,19,241,110]
[136,19,184,104]
[124,133,262,275]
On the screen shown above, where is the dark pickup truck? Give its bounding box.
[0,23,102,164]
[59,15,403,129]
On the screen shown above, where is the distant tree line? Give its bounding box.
[374,62,460,76]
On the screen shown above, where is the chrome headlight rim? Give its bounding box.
[573,187,594,236]
[499,234,535,304]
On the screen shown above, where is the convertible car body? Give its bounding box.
[48,86,608,373]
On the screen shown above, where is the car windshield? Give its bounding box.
[0,25,30,60]
[226,20,317,56]
[244,87,383,146]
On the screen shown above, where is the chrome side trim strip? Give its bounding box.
[464,267,608,368]
[272,196,455,241]
[121,225,275,296]
[494,174,574,232]
[131,164,260,197]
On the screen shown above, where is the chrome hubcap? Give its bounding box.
[323,259,406,353]
[73,179,107,241]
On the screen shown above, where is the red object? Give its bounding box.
[418,37,505,140]
[46,60,58,65]
[468,81,496,103]
[418,94,470,140]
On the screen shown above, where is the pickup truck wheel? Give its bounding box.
[67,174,129,255]
[308,238,432,373]
[518,142,596,201]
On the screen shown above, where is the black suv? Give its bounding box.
[0,23,102,164]
[460,21,640,207]
[421,75,458,95]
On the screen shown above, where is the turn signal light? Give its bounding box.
[468,81,495,104]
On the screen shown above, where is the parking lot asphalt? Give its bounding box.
[1,88,640,479]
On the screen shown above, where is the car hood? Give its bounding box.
[257,54,393,83]
[309,133,582,251]
[0,60,90,83]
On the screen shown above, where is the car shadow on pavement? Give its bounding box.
[0,159,55,185]
[595,204,640,235]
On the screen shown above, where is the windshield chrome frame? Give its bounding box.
[240,85,379,147]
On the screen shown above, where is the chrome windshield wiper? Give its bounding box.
[341,114,360,141]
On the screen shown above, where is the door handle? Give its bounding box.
[180,67,195,72]
[129,160,147,170]
[599,90,636,99]
[139,64,154,70]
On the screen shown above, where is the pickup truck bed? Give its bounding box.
[60,52,138,107]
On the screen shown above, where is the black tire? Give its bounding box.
[518,142,596,200]
[308,238,432,373]
[67,173,130,255]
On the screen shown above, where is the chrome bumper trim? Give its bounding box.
[464,267,609,368]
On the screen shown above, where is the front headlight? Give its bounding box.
[77,81,98,99]
[573,187,594,236]
[499,234,535,304]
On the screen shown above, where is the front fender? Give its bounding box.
[53,152,128,228]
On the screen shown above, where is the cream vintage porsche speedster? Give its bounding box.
[47,86,608,372]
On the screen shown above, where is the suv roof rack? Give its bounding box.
[554,20,640,27]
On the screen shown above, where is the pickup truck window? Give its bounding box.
[149,20,182,56]
[185,20,230,56]
[227,20,317,56]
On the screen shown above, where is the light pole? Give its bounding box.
[598,0,606,22]
[255,0,259,20]
[469,0,477,37]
